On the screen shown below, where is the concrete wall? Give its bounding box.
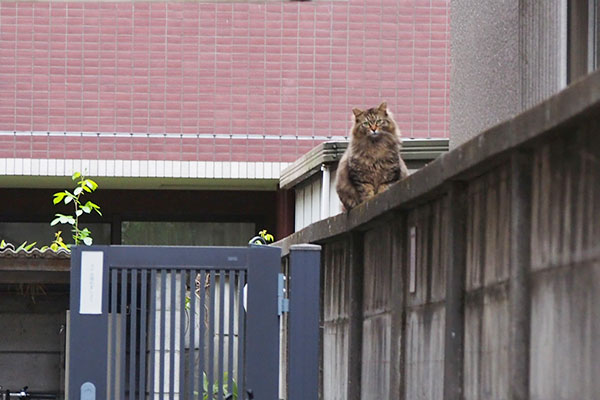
[450,0,567,148]
[0,286,68,395]
[317,116,600,399]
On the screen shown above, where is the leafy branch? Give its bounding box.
[51,172,102,247]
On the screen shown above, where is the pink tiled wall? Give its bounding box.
[0,1,449,163]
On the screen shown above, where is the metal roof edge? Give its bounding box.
[279,138,449,189]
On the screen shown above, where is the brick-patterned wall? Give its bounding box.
[0,1,449,163]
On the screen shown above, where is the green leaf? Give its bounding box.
[50,243,59,252]
[0,239,5,249]
[64,195,73,205]
[81,206,91,214]
[50,217,61,226]
[74,187,83,196]
[84,201,102,215]
[15,241,27,252]
[24,242,36,251]
[72,171,81,181]
[85,179,98,191]
[54,214,76,225]
[53,192,66,204]
[75,209,83,216]
[82,185,92,193]
[83,237,93,246]
[40,245,49,251]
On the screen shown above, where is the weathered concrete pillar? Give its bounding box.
[509,151,533,400]
[443,182,468,400]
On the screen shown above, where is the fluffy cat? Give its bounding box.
[335,102,408,211]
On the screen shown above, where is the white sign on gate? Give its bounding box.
[79,251,104,315]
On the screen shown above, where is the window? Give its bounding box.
[121,222,256,246]
[568,0,600,82]
[0,222,111,246]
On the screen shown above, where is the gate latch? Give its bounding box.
[278,273,289,316]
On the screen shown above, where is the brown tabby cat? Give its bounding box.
[335,102,408,210]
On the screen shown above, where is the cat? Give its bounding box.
[335,102,408,211]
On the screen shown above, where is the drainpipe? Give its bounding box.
[320,163,330,219]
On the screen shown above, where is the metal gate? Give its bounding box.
[68,245,281,400]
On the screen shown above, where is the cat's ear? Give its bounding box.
[378,101,387,113]
[352,108,363,117]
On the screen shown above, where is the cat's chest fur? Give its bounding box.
[347,140,400,186]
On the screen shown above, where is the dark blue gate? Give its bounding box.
[68,245,281,400]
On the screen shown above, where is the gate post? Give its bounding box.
[288,244,321,400]
[69,247,109,400]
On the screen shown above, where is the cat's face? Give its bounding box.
[352,102,395,140]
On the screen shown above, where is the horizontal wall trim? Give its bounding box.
[0,130,350,142]
[0,158,288,189]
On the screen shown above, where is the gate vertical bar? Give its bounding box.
[509,151,533,400]
[69,248,109,399]
[236,271,246,396]
[245,246,280,400]
[120,269,128,400]
[197,270,207,399]
[179,270,187,398]
[217,270,226,400]
[169,269,176,400]
[227,270,235,398]
[149,269,157,399]
[160,269,167,400]
[140,269,148,399]
[129,269,138,400]
[207,270,216,400]
[188,270,197,400]
[110,268,118,398]
[443,182,468,400]
[288,244,321,400]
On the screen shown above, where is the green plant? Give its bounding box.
[194,371,238,400]
[51,172,102,247]
[0,239,36,252]
[248,229,274,245]
[46,230,69,252]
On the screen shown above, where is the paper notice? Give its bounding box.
[79,251,104,314]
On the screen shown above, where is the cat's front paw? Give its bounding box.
[341,198,359,212]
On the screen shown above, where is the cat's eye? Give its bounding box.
[361,122,369,127]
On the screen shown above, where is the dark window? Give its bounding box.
[568,0,600,82]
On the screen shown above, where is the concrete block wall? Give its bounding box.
[0,287,68,395]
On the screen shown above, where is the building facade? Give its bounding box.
[0,0,449,244]
[451,0,599,148]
